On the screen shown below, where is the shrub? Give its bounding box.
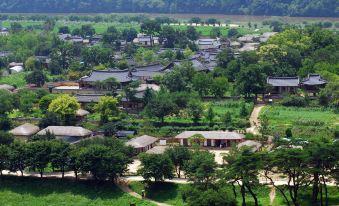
[281,95,308,107]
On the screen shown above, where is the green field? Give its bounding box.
[261,106,338,138]
[0,176,155,206]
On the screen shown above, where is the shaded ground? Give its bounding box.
[0,176,155,206]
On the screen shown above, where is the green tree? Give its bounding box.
[144,91,178,124]
[192,73,212,96]
[48,94,80,124]
[165,145,191,178]
[138,153,174,182]
[217,49,234,68]
[26,141,51,177]
[25,69,46,87]
[0,90,15,115]
[186,26,200,41]
[94,96,120,124]
[8,141,27,176]
[205,106,215,125]
[184,150,217,189]
[0,144,9,176]
[50,140,70,178]
[140,20,161,46]
[188,100,204,124]
[39,94,57,112]
[0,132,14,145]
[210,77,229,98]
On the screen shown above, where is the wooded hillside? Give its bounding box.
[0,0,338,17]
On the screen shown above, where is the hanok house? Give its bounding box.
[175,131,245,148]
[37,126,93,144]
[267,76,300,95]
[76,109,90,120]
[195,38,222,50]
[126,135,158,154]
[9,123,40,141]
[301,74,327,96]
[133,34,160,47]
[79,69,133,88]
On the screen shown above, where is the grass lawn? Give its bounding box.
[0,72,27,88]
[261,105,338,138]
[0,176,155,206]
[129,182,186,206]
[129,181,339,206]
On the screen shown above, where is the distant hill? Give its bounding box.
[0,0,338,17]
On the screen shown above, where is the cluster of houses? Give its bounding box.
[9,122,259,155]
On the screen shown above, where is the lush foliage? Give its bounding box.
[0,0,337,17]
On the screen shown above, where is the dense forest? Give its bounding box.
[0,0,338,17]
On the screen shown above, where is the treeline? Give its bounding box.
[0,0,338,17]
[0,135,134,180]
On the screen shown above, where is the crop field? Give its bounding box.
[261,106,338,138]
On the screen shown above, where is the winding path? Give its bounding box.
[246,104,266,135]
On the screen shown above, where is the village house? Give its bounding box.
[175,131,245,148]
[9,123,40,141]
[75,94,105,105]
[0,27,9,36]
[133,34,160,47]
[300,74,327,95]
[237,34,260,43]
[126,135,158,154]
[267,76,300,95]
[80,63,172,89]
[37,126,93,144]
[259,32,278,43]
[121,84,160,112]
[195,38,222,50]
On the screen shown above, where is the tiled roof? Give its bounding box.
[267,77,300,87]
[175,131,245,140]
[301,74,327,86]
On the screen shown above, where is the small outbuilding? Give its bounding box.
[126,135,158,154]
[76,109,90,119]
[237,140,262,152]
[301,74,327,95]
[0,84,15,92]
[146,146,168,154]
[9,123,40,141]
[37,126,93,143]
[176,131,245,148]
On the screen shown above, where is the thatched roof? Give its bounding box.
[175,131,245,140]
[126,135,158,148]
[9,123,40,136]
[76,109,90,117]
[37,126,92,137]
[146,146,168,154]
[237,140,262,152]
[0,84,15,91]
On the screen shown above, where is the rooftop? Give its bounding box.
[301,74,327,86]
[9,123,40,137]
[126,135,158,148]
[175,131,245,140]
[267,77,300,87]
[37,126,92,137]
